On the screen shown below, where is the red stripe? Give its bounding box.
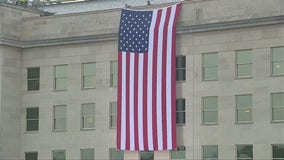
[125,53,130,150]
[117,51,122,149]
[143,53,149,151]
[171,3,181,149]
[134,53,139,150]
[152,9,162,150]
[162,7,172,150]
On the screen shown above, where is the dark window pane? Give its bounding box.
[110,149,124,160]
[53,151,65,160]
[28,80,39,91]
[27,108,39,119]
[81,149,94,160]
[203,145,218,158]
[176,99,185,111]
[176,112,185,124]
[176,56,186,68]
[273,145,284,158]
[140,151,154,160]
[28,68,40,79]
[237,145,253,158]
[25,152,38,160]
[27,120,39,131]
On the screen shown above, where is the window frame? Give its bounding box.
[25,151,38,160]
[202,52,218,81]
[53,105,67,132]
[202,145,218,160]
[81,103,96,130]
[235,94,253,124]
[52,150,66,160]
[80,148,95,160]
[236,144,253,160]
[271,92,284,123]
[27,67,40,91]
[139,151,154,160]
[235,49,253,79]
[176,55,186,82]
[81,63,96,89]
[54,65,68,91]
[110,61,118,87]
[201,96,218,125]
[176,98,186,125]
[109,148,124,160]
[271,47,284,76]
[109,102,117,129]
[26,107,39,132]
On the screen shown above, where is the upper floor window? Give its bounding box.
[236,145,253,160]
[171,145,185,160]
[53,105,67,131]
[110,102,117,128]
[111,61,118,87]
[272,144,284,160]
[202,96,218,124]
[236,95,252,123]
[176,56,186,81]
[81,103,95,129]
[176,99,185,125]
[271,93,284,122]
[202,145,218,160]
[82,63,96,89]
[236,50,252,78]
[25,152,38,160]
[52,150,66,160]
[26,107,39,131]
[81,148,94,160]
[271,47,284,76]
[54,65,67,91]
[109,148,124,160]
[202,53,218,81]
[27,67,40,91]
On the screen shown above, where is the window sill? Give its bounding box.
[271,120,284,123]
[176,123,185,126]
[81,128,95,131]
[271,74,284,77]
[109,127,117,130]
[202,79,218,82]
[53,89,67,92]
[235,121,253,125]
[25,131,39,134]
[81,87,96,90]
[201,123,218,126]
[176,80,186,83]
[26,90,40,93]
[52,130,67,132]
[235,76,253,79]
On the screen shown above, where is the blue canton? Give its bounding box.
[119,9,152,53]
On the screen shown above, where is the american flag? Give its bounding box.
[117,3,181,151]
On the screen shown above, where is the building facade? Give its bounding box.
[0,0,284,159]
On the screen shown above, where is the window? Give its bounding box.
[53,105,66,131]
[52,150,65,160]
[82,63,96,88]
[81,103,95,129]
[25,152,38,160]
[176,56,186,81]
[202,145,218,160]
[171,145,185,160]
[176,99,185,125]
[81,149,94,160]
[140,151,154,160]
[202,97,218,124]
[202,53,218,81]
[110,102,117,128]
[236,95,252,123]
[27,67,40,91]
[111,61,118,87]
[272,144,284,160]
[271,47,284,76]
[236,145,253,160]
[54,65,67,90]
[26,108,39,131]
[272,93,284,122]
[109,148,124,160]
[236,50,252,78]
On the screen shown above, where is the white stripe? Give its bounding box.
[138,53,144,150]
[166,4,177,149]
[147,9,157,151]
[157,7,167,150]
[121,52,127,150]
[129,53,135,150]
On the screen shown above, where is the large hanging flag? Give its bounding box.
[117,3,181,151]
